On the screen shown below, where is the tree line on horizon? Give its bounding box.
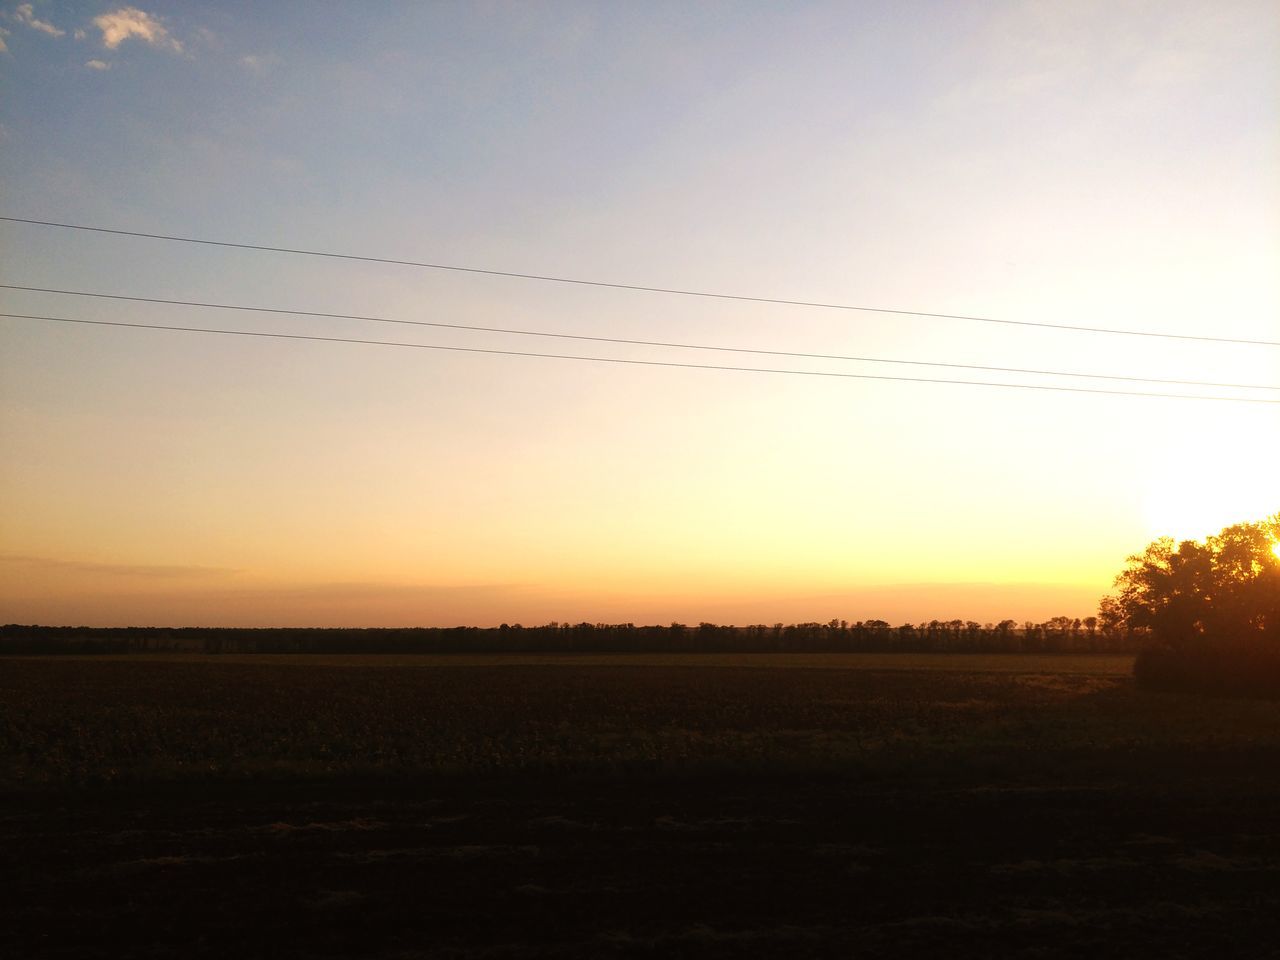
[0,615,1132,656]
[6,514,1273,676]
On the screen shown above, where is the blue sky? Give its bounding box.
[2,2,1277,626]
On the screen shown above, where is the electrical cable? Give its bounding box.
[3,284,1273,391]
[4,311,1277,405]
[3,216,1274,346]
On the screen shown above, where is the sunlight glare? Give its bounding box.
[1141,450,1279,542]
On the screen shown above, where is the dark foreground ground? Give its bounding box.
[4,655,1280,959]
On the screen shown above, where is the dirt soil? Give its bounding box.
[6,773,1280,959]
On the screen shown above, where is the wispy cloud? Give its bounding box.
[0,27,9,53]
[238,53,277,76]
[13,3,64,37]
[85,58,110,70]
[93,6,181,52]
[1,554,240,579]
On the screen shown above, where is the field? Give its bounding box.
[5,653,1280,958]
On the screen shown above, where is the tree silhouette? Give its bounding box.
[1102,513,1280,695]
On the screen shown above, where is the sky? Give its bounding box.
[1,1,1277,628]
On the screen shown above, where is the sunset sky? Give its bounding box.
[2,1,1277,627]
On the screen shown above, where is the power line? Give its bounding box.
[3,215,1275,347]
[4,311,1277,405]
[4,284,1274,392]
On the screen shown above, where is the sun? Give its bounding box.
[1272,541,1280,562]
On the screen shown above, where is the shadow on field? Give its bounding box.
[4,660,1280,958]
[5,769,1280,960]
